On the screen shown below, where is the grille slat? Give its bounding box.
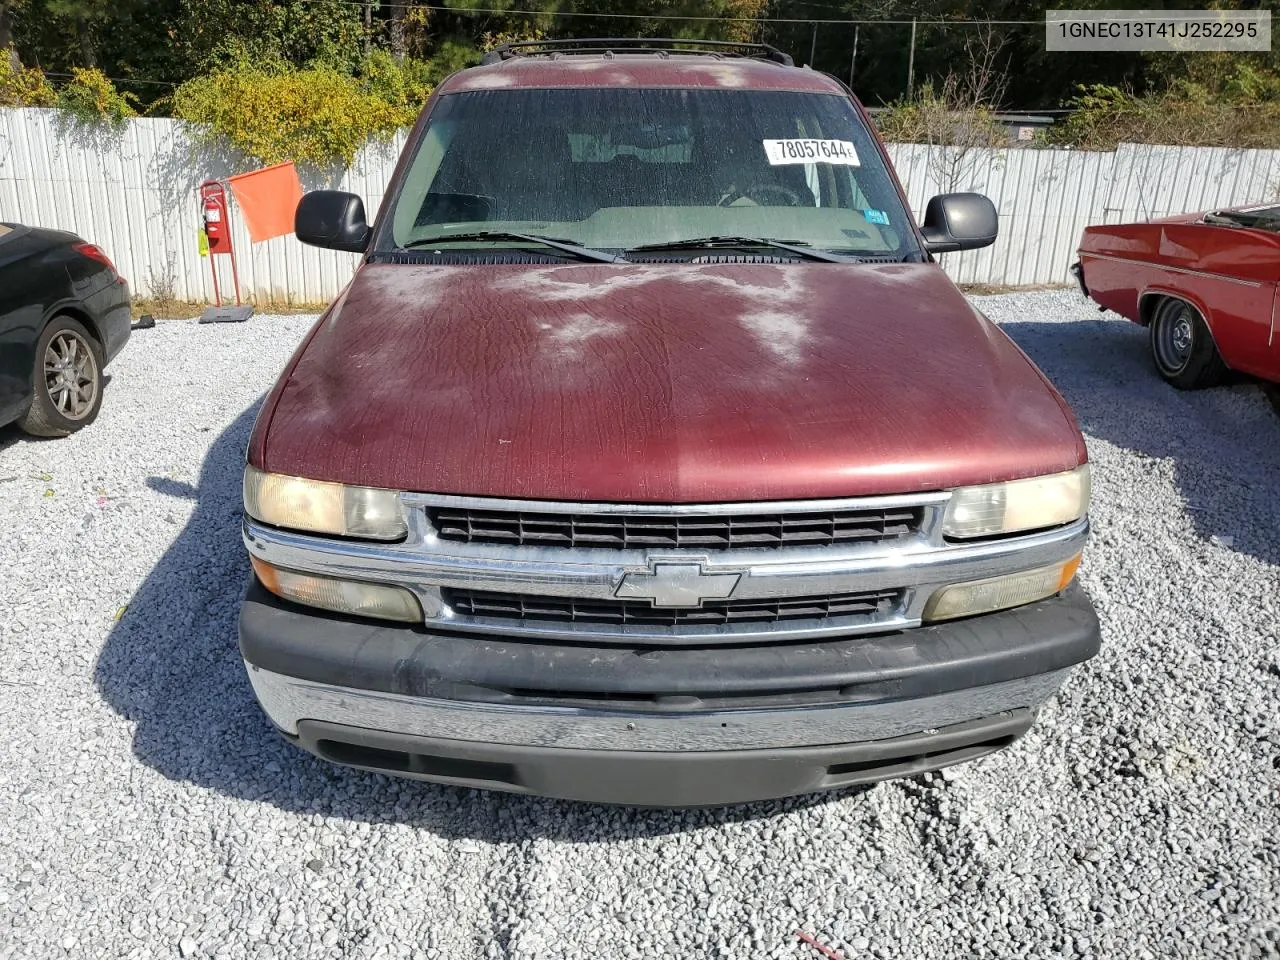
[444,588,902,628]
[429,506,922,550]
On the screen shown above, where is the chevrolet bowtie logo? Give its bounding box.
[615,562,741,608]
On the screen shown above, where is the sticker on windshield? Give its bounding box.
[762,139,860,166]
[863,208,890,225]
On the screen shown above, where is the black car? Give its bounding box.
[0,222,131,436]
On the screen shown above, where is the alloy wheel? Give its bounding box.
[43,330,100,420]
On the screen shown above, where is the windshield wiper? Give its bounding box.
[626,236,859,263]
[401,231,625,263]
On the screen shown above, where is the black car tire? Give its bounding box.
[1149,297,1228,390]
[18,316,105,437]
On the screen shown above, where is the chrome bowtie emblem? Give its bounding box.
[615,562,741,608]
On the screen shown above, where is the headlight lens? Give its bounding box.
[243,465,406,540]
[943,465,1090,539]
[251,557,423,622]
[923,554,1081,622]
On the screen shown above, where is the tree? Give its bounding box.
[1,0,27,68]
[6,0,1280,136]
[45,0,112,66]
[873,24,1008,189]
[389,0,408,58]
[765,0,1148,110]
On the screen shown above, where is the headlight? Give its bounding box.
[250,557,423,622]
[243,465,406,540]
[923,554,1081,622]
[943,465,1090,539]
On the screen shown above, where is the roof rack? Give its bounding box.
[480,38,795,67]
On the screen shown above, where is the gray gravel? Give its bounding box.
[1,291,1278,960]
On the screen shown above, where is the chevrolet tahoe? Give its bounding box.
[238,39,1100,807]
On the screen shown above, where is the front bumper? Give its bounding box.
[239,579,1100,806]
[1070,260,1089,299]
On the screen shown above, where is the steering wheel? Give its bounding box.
[717,183,804,207]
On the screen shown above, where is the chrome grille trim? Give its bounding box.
[443,587,903,628]
[243,489,1089,646]
[426,504,923,550]
[241,488,1090,647]
[440,601,921,645]
[411,491,949,516]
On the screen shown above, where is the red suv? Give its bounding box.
[239,40,1098,807]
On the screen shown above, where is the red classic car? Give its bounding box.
[1074,204,1280,389]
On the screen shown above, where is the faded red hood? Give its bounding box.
[253,262,1085,502]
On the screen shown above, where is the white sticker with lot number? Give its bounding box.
[762,139,860,166]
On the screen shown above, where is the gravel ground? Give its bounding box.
[1,289,1278,960]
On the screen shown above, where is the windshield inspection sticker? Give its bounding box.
[863,208,890,225]
[762,139,860,166]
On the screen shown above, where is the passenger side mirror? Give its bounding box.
[920,193,998,253]
[295,190,370,253]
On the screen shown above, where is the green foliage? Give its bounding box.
[2,47,141,125]
[54,66,136,124]
[165,37,489,167]
[173,0,368,75]
[480,26,546,52]
[8,0,1280,156]
[422,37,482,81]
[171,65,417,167]
[872,86,1005,149]
[1047,83,1133,147]
[44,0,110,26]
[0,45,54,106]
[1047,83,1280,151]
[356,49,436,114]
[1146,48,1280,107]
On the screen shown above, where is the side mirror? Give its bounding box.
[295,190,370,252]
[920,192,998,253]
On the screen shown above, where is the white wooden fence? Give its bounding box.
[2,107,1279,300]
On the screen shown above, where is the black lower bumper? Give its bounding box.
[240,580,1100,708]
[292,709,1034,807]
[239,580,1100,805]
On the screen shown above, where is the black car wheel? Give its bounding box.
[1149,297,1227,390]
[18,316,104,436]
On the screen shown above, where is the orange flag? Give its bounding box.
[225,162,305,243]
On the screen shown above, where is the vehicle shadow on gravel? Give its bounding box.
[0,424,22,457]
[0,375,115,455]
[1002,317,1280,568]
[93,403,857,838]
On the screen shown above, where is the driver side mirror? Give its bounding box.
[295,190,370,253]
[920,192,998,253]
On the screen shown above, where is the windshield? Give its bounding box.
[1204,204,1280,232]
[382,88,916,258]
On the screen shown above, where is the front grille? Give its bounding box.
[444,587,902,628]
[428,505,922,550]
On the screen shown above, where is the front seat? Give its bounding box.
[499,129,592,222]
